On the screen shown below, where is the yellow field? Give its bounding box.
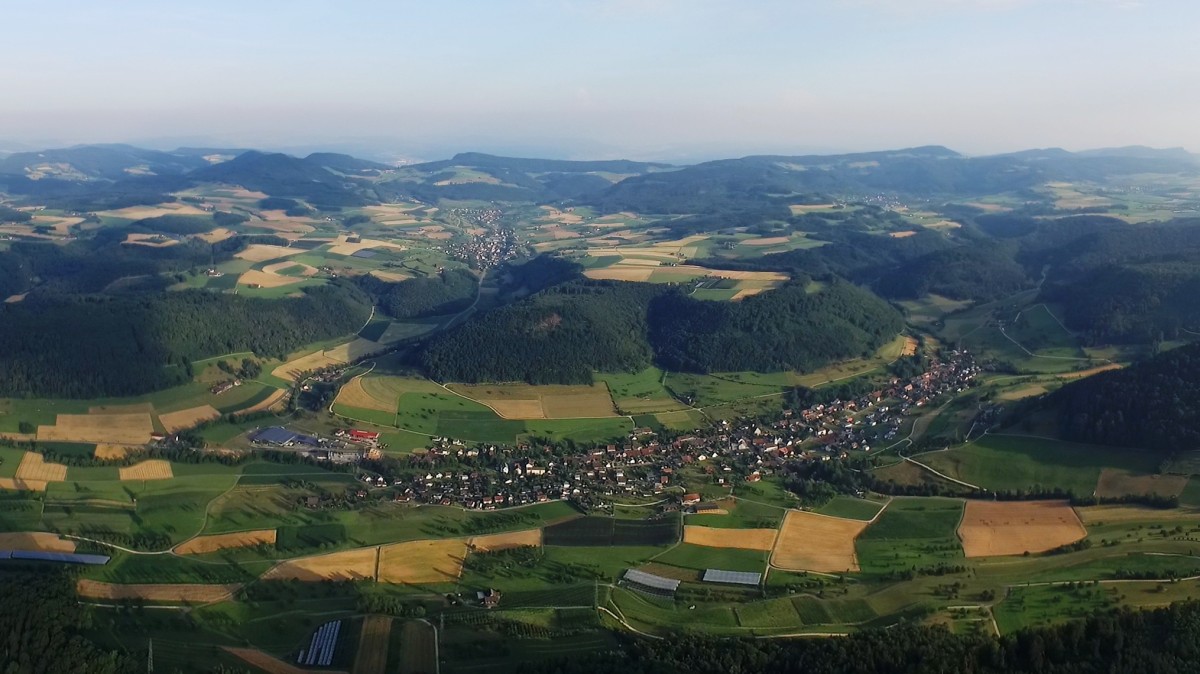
[239,269,304,288]
[683,525,776,552]
[4,293,26,303]
[446,382,617,419]
[0,477,48,492]
[378,539,468,584]
[959,500,1086,558]
[94,444,134,460]
[14,452,67,483]
[900,336,919,356]
[159,405,221,433]
[1075,504,1200,525]
[368,269,412,283]
[327,235,407,256]
[742,236,791,246]
[98,204,210,220]
[583,266,655,281]
[196,227,235,243]
[262,546,378,581]
[223,648,324,674]
[38,412,153,444]
[889,230,918,238]
[468,529,543,552]
[273,339,382,382]
[998,385,1048,401]
[77,579,240,603]
[0,532,75,552]
[771,510,868,573]
[119,460,174,481]
[336,377,397,413]
[1094,469,1188,499]
[352,615,393,674]
[243,388,286,414]
[788,203,837,215]
[175,529,277,555]
[235,244,306,263]
[1058,364,1123,380]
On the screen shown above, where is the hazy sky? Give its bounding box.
[2,0,1198,160]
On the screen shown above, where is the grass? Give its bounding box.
[993,584,1114,634]
[856,497,965,576]
[919,434,1161,495]
[597,368,688,413]
[817,496,886,521]
[1181,477,1200,507]
[653,543,769,573]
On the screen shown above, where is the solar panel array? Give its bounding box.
[702,569,762,586]
[624,569,681,592]
[298,620,341,667]
[0,550,110,565]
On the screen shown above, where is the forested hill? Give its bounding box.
[525,603,1200,674]
[649,280,903,373]
[0,284,371,398]
[1040,341,1200,452]
[420,279,903,384]
[421,281,665,384]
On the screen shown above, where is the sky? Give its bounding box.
[2,0,1198,161]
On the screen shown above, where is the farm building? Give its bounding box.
[623,569,680,596]
[702,569,762,586]
[348,429,380,443]
[253,427,299,445]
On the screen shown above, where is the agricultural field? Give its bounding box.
[771,510,869,573]
[446,382,617,419]
[958,500,1086,558]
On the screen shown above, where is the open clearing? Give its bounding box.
[76,579,240,603]
[98,204,210,220]
[239,269,304,288]
[118,460,175,481]
[0,532,75,552]
[958,500,1086,558]
[273,339,382,382]
[123,232,178,247]
[900,336,919,356]
[368,269,411,283]
[1058,364,1123,380]
[263,547,378,581]
[175,529,277,555]
[446,382,617,419]
[336,377,397,413]
[378,538,468,584]
[242,388,286,414]
[1094,469,1188,499]
[327,235,406,256]
[14,452,67,483]
[468,529,542,552]
[0,477,48,491]
[771,510,868,573]
[683,525,776,551]
[159,405,221,433]
[1075,504,1200,525]
[38,412,153,444]
[352,615,392,674]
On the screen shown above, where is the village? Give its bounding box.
[250,350,979,514]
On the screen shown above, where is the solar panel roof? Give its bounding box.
[702,569,762,586]
[624,569,681,591]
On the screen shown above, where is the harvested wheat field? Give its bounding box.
[378,539,468,584]
[352,615,393,674]
[1058,364,1123,380]
[771,510,869,573]
[99,204,210,220]
[264,260,318,277]
[239,269,304,288]
[447,383,617,419]
[998,385,1048,401]
[196,227,235,243]
[262,546,378,581]
[1094,469,1188,499]
[235,244,305,263]
[900,336,919,357]
[336,377,397,413]
[77,579,240,603]
[119,460,174,481]
[684,526,776,552]
[368,269,411,283]
[468,529,542,552]
[0,532,76,552]
[742,236,791,246]
[959,500,1086,558]
[176,529,277,555]
[1075,504,1200,525]
[583,266,655,281]
[38,412,153,444]
[223,648,332,674]
[327,236,407,256]
[159,405,221,433]
[789,203,837,215]
[0,477,48,491]
[15,452,67,483]
[730,288,768,301]
[889,230,918,238]
[4,293,26,303]
[243,388,287,414]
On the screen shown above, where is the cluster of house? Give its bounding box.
[210,379,241,396]
[372,351,979,511]
[442,207,521,270]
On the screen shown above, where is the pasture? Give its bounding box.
[958,500,1086,557]
[855,497,964,575]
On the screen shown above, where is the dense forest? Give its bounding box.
[876,244,1030,302]
[524,603,1200,674]
[355,268,477,319]
[649,280,903,373]
[1042,341,1200,451]
[421,278,902,384]
[0,284,370,397]
[421,280,664,384]
[0,568,136,673]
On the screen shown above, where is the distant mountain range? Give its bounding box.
[0,142,1195,212]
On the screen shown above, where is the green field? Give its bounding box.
[653,543,769,573]
[855,497,965,576]
[817,496,887,521]
[918,434,1161,494]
